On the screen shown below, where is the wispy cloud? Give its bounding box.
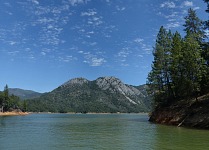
[158,1,198,30]
[81,9,97,16]
[88,57,106,66]
[166,22,181,28]
[78,51,106,66]
[68,0,90,6]
[160,1,176,8]
[134,38,144,43]
[182,1,193,7]
[31,0,39,5]
[116,6,126,11]
[116,47,132,66]
[58,55,77,62]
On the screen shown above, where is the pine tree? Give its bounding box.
[3,84,10,111]
[183,8,205,43]
[147,26,173,105]
[181,33,204,98]
[170,31,184,98]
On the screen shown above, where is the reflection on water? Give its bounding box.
[0,114,209,150]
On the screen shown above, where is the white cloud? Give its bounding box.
[90,58,106,66]
[9,41,17,45]
[32,0,39,5]
[160,1,176,8]
[134,38,144,43]
[59,55,76,62]
[164,12,178,19]
[118,49,130,58]
[83,56,106,66]
[80,51,106,66]
[89,42,97,46]
[41,52,46,56]
[116,6,126,11]
[81,9,97,16]
[194,7,200,10]
[166,22,180,29]
[183,1,193,7]
[69,0,85,6]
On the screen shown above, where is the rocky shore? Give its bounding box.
[149,94,209,129]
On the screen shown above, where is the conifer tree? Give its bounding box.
[147,26,173,105]
[181,33,204,97]
[183,8,205,43]
[3,84,10,111]
[170,31,183,98]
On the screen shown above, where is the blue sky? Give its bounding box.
[0,0,207,92]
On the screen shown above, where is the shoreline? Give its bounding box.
[0,112,29,116]
[31,112,149,115]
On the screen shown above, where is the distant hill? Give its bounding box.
[27,76,151,113]
[9,88,43,100]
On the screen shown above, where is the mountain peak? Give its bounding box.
[61,77,89,87]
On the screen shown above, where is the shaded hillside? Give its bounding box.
[9,88,43,100]
[27,77,151,113]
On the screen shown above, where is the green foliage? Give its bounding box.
[0,85,23,112]
[148,7,208,108]
[27,81,150,113]
[8,88,42,100]
[183,8,205,43]
[147,26,173,105]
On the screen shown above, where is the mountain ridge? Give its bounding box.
[8,88,43,100]
[27,76,151,113]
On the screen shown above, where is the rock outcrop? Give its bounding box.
[149,94,209,129]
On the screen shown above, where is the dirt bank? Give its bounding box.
[149,94,209,129]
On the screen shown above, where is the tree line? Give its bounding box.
[0,85,27,112]
[147,2,209,107]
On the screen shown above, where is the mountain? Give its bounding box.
[27,76,151,113]
[9,88,43,100]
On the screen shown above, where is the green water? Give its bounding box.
[0,114,209,150]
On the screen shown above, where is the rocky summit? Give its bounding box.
[27,76,151,113]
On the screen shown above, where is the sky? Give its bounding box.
[0,0,208,92]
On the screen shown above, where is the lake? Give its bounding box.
[0,113,209,150]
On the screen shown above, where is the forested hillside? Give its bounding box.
[9,88,42,100]
[27,77,151,113]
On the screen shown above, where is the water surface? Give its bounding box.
[0,113,209,150]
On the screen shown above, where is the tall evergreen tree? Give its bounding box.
[170,31,184,98]
[3,84,10,111]
[183,8,205,43]
[181,33,204,97]
[147,26,173,105]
